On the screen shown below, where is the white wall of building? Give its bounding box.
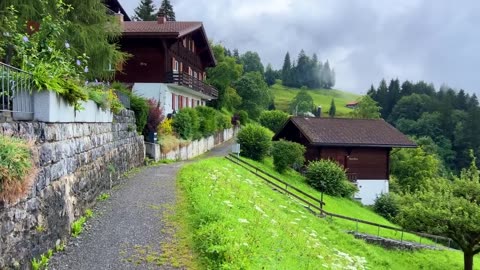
[355,179,389,205]
[132,83,208,115]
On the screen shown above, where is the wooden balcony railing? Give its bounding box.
[165,72,218,98]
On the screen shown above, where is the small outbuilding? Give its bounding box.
[273,117,416,205]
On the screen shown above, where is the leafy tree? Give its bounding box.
[223,86,242,112]
[289,90,314,115]
[272,140,306,173]
[264,64,276,86]
[206,44,243,109]
[350,95,381,119]
[133,0,157,21]
[328,98,336,117]
[157,0,175,21]
[306,160,357,197]
[397,152,480,270]
[389,94,433,123]
[258,110,289,133]
[390,146,442,193]
[0,0,127,79]
[240,51,264,75]
[233,72,271,120]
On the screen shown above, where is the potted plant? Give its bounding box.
[145,98,164,143]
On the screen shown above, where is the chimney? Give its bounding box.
[114,12,124,27]
[157,16,167,24]
[316,106,322,117]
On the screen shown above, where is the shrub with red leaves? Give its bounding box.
[146,98,165,132]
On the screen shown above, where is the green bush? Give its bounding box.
[130,94,149,133]
[173,109,193,140]
[258,110,290,133]
[271,140,306,173]
[236,124,273,161]
[196,106,217,137]
[236,110,249,126]
[0,135,34,203]
[215,111,232,131]
[182,108,200,140]
[305,160,357,197]
[373,193,400,222]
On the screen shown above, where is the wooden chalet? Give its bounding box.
[113,13,217,115]
[273,117,416,204]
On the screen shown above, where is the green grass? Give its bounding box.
[271,83,360,116]
[178,157,477,269]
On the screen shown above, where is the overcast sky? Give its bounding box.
[119,0,480,95]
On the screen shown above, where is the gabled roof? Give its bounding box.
[274,117,417,148]
[121,20,216,67]
[122,21,203,37]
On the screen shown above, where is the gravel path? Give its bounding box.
[49,140,233,270]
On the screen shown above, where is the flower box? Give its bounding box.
[33,91,112,123]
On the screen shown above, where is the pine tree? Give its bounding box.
[281,52,291,86]
[265,64,276,86]
[133,0,157,21]
[329,98,336,117]
[157,0,176,21]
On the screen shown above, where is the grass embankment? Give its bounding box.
[271,83,360,116]
[178,157,475,269]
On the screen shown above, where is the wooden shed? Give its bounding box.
[273,117,416,204]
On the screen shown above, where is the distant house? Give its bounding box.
[345,101,359,109]
[114,15,217,115]
[273,117,416,205]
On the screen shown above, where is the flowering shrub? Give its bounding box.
[146,99,164,133]
[158,118,174,136]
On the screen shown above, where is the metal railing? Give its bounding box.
[165,71,218,98]
[225,154,454,250]
[0,62,34,120]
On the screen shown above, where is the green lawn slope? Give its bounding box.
[271,83,360,116]
[177,157,477,269]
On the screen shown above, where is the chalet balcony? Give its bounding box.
[165,71,218,99]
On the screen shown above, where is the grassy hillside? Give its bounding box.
[271,83,360,116]
[177,157,477,269]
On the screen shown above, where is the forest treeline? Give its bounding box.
[368,79,480,172]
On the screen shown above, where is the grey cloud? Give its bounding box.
[120,0,480,95]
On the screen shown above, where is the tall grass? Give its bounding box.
[0,134,35,203]
[178,157,475,269]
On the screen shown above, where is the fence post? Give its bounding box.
[377,226,380,237]
[355,220,358,233]
[400,231,404,243]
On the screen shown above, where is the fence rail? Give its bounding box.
[225,154,454,249]
[0,62,34,120]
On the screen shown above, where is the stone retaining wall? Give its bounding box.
[0,110,145,269]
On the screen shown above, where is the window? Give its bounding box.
[172,57,179,72]
[186,97,189,107]
[178,95,183,109]
[193,71,197,79]
[198,73,202,81]
[192,40,195,52]
[172,93,176,111]
[188,67,192,76]
[182,38,187,47]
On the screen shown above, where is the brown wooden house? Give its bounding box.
[273,117,416,204]
[113,15,218,115]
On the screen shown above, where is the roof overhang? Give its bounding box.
[310,143,417,148]
[167,84,216,100]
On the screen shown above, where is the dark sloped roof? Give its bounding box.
[122,21,203,36]
[277,117,416,148]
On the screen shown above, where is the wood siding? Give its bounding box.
[319,147,390,180]
[115,38,166,83]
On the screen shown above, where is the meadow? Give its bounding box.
[270,83,360,116]
[177,157,475,269]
